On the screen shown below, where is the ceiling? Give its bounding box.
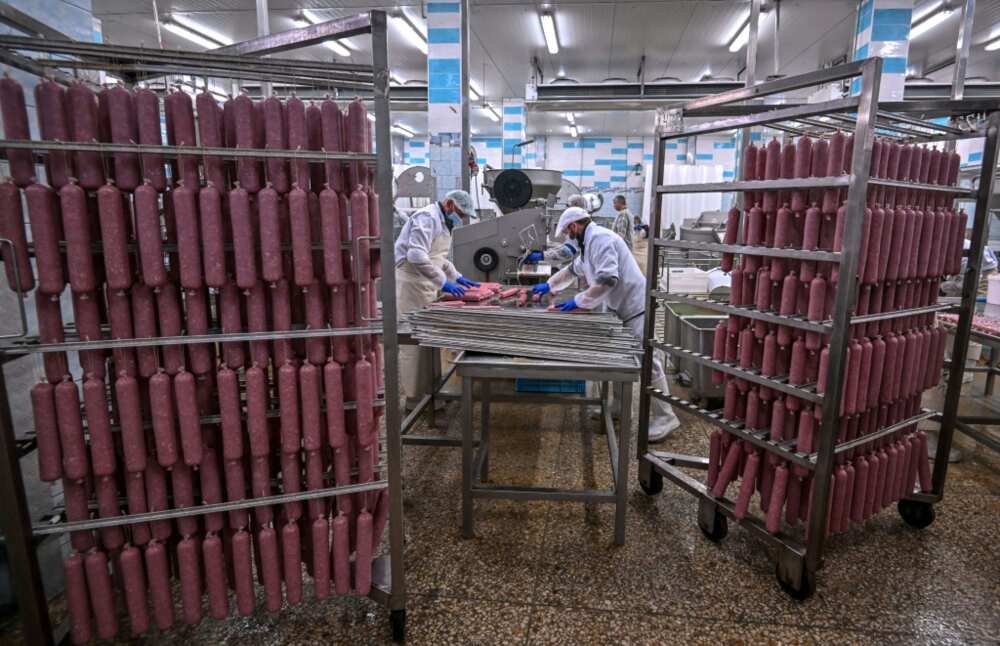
[92,0,1000,137]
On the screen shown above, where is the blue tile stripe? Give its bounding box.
[871,8,911,41]
[628,142,644,149]
[428,28,460,44]
[503,106,523,115]
[882,56,907,74]
[643,154,654,160]
[611,147,628,155]
[696,153,713,161]
[610,175,627,182]
[427,2,460,12]
[428,58,460,74]
[857,0,874,33]
[713,142,736,149]
[563,170,595,177]
[428,88,460,104]
[503,122,521,131]
[969,151,983,162]
[409,140,425,148]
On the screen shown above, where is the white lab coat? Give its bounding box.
[395,202,458,403]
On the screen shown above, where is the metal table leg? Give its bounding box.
[986,350,998,397]
[427,346,440,428]
[461,375,474,539]
[614,381,633,545]
[480,379,491,481]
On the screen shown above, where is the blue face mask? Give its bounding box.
[445,212,463,230]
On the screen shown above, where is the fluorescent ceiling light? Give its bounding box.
[469,81,482,100]
[392,124,415,138]
[367,113,376,122]
[565,112,575,124]
[484,104,500,122]
[910,4,953,39]
[569,124,579,138]
[540,11,559,55]
[986,37,1000,51]
[295,10,353,57]
[394,10,428,55]
[165,13,231,48]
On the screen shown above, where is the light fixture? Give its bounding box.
[569,124,579,138]
[698,67,712,82]
[469,80,482,100]
[394,10,428,55]
[367,113,376,122]
[484,104,500,122]
[295,10,353,57]
[392,124,415,138]
[163,14,231,49]
[565,112,575,125]
[986,36,1000,51]
[540,11,559,55]
[727,12,751,53]
[910,3,954,39]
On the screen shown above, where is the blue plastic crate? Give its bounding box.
[515,378,586,394]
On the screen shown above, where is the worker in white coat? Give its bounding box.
[531,206,680,441]
[395,190,479,410]
[523,194,587,267]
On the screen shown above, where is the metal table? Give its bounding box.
[454,352,640,545]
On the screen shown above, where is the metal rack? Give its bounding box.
[0,11,407,643]
[636,57,1000,598]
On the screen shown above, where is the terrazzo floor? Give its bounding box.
[2,374,998,645]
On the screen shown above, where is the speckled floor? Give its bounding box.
[3,373,998,645]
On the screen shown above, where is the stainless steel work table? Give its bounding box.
[454,352,641,545]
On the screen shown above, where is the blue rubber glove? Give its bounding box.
[532,283,551,297]
[442,281,466,297]
[456,275,480,288]
[524,251,544,263]
[556,299,579,312]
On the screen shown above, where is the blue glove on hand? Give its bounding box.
[525,251,544,263]
[556,299,579,312]
[456,275,480,288]
[532,283,551,297]
[442,281,466,297]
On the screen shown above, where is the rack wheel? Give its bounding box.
[390,608,406,643]
[776,563,815,601]
[639,470,662,496]
[898,500,936,529]
[698,509,728,542]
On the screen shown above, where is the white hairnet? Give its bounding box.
[445,190,475,216]
[566,194,587,208]
[555,206,590,238]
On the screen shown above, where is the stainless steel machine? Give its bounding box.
[452,168,564,282]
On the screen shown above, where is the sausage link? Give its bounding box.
[69,292,104,380]
[279,361,301,453]
[33,381,62,481]
[289,186,315,286]
[258,185,283,283]
[196,91,226,189]
[0,179,34,291]
[67,82,105,188]
[305,449,326,520]
[132,88,167,190]
[34,80,73,188]
[101,86,140,190]
[350,187,371,283]
[220,280,246,369]
[198,183,227,288]
[281,451,303,521]
[863,206,883,285]
[286,96,310,192]
[250,455,274,526]
[153,283,184,373]
[217,366,244,463]
[181,287,212,374]
[282,522,304,605]
[149,371,179,468]
[356,358,375,447]
[134,182,168,287]
[55,379,88,481]
[733,451,761,520]
[172,182,203,289]
[63,552,93,645]
[323,359,347,448]
[271,278,294,365]
[791,136,812,212]
[346,99,369,188]
[300,362,323,451]
[242,365,270,458]
[263,96,291,192]
[95,183,132,290]
[94,476,125,550]
[822,131,845,214]
[329,283,350,364]
[142,462,172,541]
[301,281,326,365]
[321,100,346,193]
[59,181,97,294]
[62,478,95,552]
[332,513,351,594]
[145,541,175,630]
[257,526,283,612]
[177,536,203,625]
[306,102,325,191]
[310,517,331,599]
[83,550,118,640]
[232,530,255,616]
[224,457,249,530]
[199,447,225,533]
[119,545,150,636]
[229,186,257,289]
[172,368,203,470]
[165,90,199,188]
[320,186,345,285]
[171,462,199,537]
[202,534,229,620]
[25,183,64,295]
[233,94,261,192]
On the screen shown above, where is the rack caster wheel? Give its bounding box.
[698,509,728,542]
[898,500,936,529]
[776,563,814,601]
[390,609,406,643]
[639,471,662,496]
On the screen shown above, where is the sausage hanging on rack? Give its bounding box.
[286,95,310,192]
[134,88,168,191]
[63,552,93,645]
[145,540,175,630]
[233,93,261,192]
[229,185,257,290]
[289,185,315,287]
[83,377,117,479]
[66,82,105,189]
[203,533,229,620]
[0,179,34,292]
[59,181,98,294]
[34,79,73,188]
[196,90,226,189]
[263,95,291,192]
[32,381,62,482]
[25,182,64,295]
[165,89,200,188]
[282,522,304,605]
[232,529,256,616]
[120,544,150,637]
[134,181,169,288]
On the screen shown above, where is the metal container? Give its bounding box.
[679,314,726,400]
[663,301,720,355]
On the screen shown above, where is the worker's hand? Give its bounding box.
[456,275,480,288]
[532,283,551,297]
[524,251,544,263]
[441,281,466,297]
[556,299,579,312]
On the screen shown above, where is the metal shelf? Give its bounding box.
[0,139,376,162]
[651,340,824,403]
[655,176,851,194]
[655,239,842,262]
[828,409,938,458]
[651,292,831,333]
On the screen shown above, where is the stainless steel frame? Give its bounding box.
[636,57,1000,598]
[0,11,407,643]
[454,353,637,545]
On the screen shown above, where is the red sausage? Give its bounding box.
[321,99,346,193]
[83,550,118,639]
[346,100,369,188]
[63,553,93,645]
[289,186,315,286]
[34,80,73,188]
[822,131,845,214]
[355,358,376,446]
[320,186,345,285]
[324,360,348,448]
[101,86,140,190]
[232,530,255,616]
[306,102,325,190]
[202,534,229,620]
[754,267,772,313]
[145,541,175,630]
[282,451,303,521]
[94,183,132,290]
[68,291,103,381]
[128,285,158,378]
[199,447,225,533]
[303,281,327,365]
[791,136,812,212]
[233,94,261,191]
[62,478,94,552]
[196,91,225,189]
[766,464,789,534]
[67,82,104,188]
[258,185,283,283]
[262,96,291,192]
[351,187,371,282]
[299,362,324,452]
[172,182,204,289]
[25,183,63,295]
[198,183,227,288]
[154,283,184,374]
[172,462,199,537]
[218,366,244,461]
[761,138,781,213]
[94,476,125,550]
[311,517,331,599]
[279,361,301,453]
[165,89,200,187]
[229,186,257,289]
[286,96,310,192]
[800,204,821,282]
[367,187,381,280]
[712,440,743,497]
[733,451,761,520]
[144,462,172,541]
[59,181,97,294]
[246,280,271,369]
[133,88,167,190]
[244,365,270,457]
[173,369,202,468]
[250,456,274,526]
[134,182,168,287]
[332,513,351,594]
[789,338,807,385]
[282,522,304,605]
[119,545,150,636]
[32,381,62,482]
[177,537,203,625]
[54,379,88,481]
[271,278,294,365]
[183,287,213,374]
[258,527,283,612]
[352,509,374,595]
[220,280,245,369]
[149,371,179,468]
[0,180,34,292]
